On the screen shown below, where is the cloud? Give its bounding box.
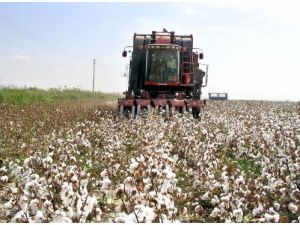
[10,54,32,63]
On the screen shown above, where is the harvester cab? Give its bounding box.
[119,29,208,118]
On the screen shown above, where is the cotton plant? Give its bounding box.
[114,143,182,223]
[3,151,102,222]
[1,100,300,222]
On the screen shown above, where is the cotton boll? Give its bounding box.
[85,195,97,214]
[201,192,210,200]
[211,195,220,206]
[65,206,74,219]
[210,207,220,218]
[264,213,274,222]
[29,199,39,214]
[279,187,286,198]
[10,210,28,223]
[187,168,194,176]
[288,202,298,214]
[0,166,7,172]
[233,208,243,222]
[252,202,264,216]
[95,207,102,222]
[23,158,31,169]
[0,175,8,182]
[129,159,139,173]
[220,195,230,203]
[4,199,13,210]
[274,202,280,210]
[33,210,44,223]
[222,180,230,193]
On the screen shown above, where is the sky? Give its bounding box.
[0,1,299,101]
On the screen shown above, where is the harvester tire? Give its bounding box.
[192,108,201,119]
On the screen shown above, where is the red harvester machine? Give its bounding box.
[119,29,208,118]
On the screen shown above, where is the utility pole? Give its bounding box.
[92,59,96,92]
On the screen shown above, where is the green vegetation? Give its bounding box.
[0,87,121,105]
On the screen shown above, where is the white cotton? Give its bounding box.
[53,215,72,223]
[264,212,279,223]
[160,179,172,194]
[129,159,139,173]
[4,199,13,209]
[42,156,53,167]
[135,204,157,222]
[29,199,39,213]
[12,165,22,177]
[10,210,28,223]
[0,166,7,172]
[66,206,74,219]
[288,202,298,214]
[34,210,44,222]
[23,158,31,169]
[187,168,194,176]
[195,205,202,213]
[211,195,220,205]
[252,202,264,216]
[210,207,220,218]
[279,187,286,198]
[76,196,83,216]
[86,195,97,213]
[222,180,230,193]
[233,208,243,222]
[0,175,8,182]
[235,175,245,186]
[71,175,78,183]
[220,195,230,203]
[30,173,39,180]
[274,202,280,210]
[201,192,210,200]
[100,176,111,194]
[221,171,228,181]
[100,169,108,178]
[95,207,102,222]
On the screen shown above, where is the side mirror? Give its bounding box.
[122,50,127,57]
[199,53,204,60]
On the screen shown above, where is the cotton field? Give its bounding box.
[0,100,299,222]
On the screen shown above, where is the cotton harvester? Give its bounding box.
[119,29,208,118]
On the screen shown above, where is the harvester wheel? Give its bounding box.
[192,108,201,119]
[119,105,124,115]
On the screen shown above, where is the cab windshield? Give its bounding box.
[145,48,180,83]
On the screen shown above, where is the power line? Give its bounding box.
[0,12,90,63]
